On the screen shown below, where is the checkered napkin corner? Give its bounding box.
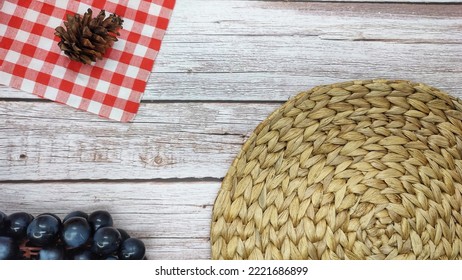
[0,0,176,122]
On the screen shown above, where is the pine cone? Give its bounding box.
[55,8,123,64]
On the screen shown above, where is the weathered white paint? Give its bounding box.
[0,101,281,180]
[1,1,461,100]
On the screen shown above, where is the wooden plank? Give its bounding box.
[136,0,462,99]
[0,101,281,180]
[2,39,460,101]
[1,1,460,100]
[166,1,462,37]
[2,70,461,102]
[0,181,219,259]
[261,0,462,3]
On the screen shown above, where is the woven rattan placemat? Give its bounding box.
[211,79,462,260]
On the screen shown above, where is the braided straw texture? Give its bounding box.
[211,80,462,260]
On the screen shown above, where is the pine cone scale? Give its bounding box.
[82,26,92,38]
[82,38,95,48]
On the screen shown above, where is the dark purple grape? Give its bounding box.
[0,211,7,235]
[27,214,61,246]
[0,211,6,222]
[91,227,121,256]
[71,249,95,260]
[117,228,130,242]
[63,211,88,223]
[62,217,91,248]
[0,236,19,260]
[118,238,146,260]
[39,246,64,260]
[37,213,62,236]
[5,212,33,240]
[38,213,62,225]
[88,210,113,233]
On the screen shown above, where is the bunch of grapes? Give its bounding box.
[0,210,146,260]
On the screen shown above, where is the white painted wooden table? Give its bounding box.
[1,0,461,259]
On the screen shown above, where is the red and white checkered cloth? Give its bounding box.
[0,0,175,122]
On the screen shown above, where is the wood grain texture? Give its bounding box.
[1,1,461,101]
[0,101,281,180]
[0,181,219,259]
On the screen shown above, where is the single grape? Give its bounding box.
[117,228,130,242]
[88,210,113,233]
[37,213,62,236]
[63,211,88,223]
[0,236,19,260]
[5,212,33,240]
[39,246,64,260]
[118,238,146,260]
[27,214,61,246]
[62,217,91,248]
[70,249,94,260]
[91,227,121,256]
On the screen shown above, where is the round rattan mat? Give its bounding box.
[211,79,462,260]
